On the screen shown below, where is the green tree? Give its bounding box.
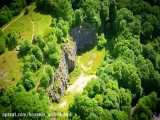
[9,0,26,15]
[116,8,141,35]
[97,33,107,49]
[132,92,158,120]
[100,0,109,31]
[23,55,42,72]
[73,8,84,26]
[112,59,142,98]
[0,6,12,26]
[119,88,132,113]
[6,32,17,50]
[102,89,120,110]
[81,0,101,29]
[111,110,129,120]
[0,29,6,54]
[69,95,112,120]
[31,45,43,62]
[11,91,49,120]
[109,0,118,35]
[54,0,73,21]
[109,0,117,22]
[143,43,156,64]
[141,21,154,42]
[84,79,102,98]
[51,19,70,43]
[43,35,60,67]
[71,0,83,9]
[22,71,35,91]
[36,0,73,21]
[40,72,50,89]
[19,40,32,57]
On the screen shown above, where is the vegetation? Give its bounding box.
[0,0,160,120]
[0,0,35,26]
[0,29,6,54]
[0,51,21,88]
[69,0,160,120]
[3,3,52,40]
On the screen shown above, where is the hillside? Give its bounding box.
[0,0,160,120]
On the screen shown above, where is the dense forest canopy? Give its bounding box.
[0,0,160,120]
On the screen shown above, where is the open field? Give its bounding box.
[78,47,105,74]
[0,50,22,88]
[0,3,52,88]
[3,3,52,41]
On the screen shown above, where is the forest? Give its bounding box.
[0,0,160,120]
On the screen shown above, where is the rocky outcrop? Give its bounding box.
[63,42,77,72]
[71,24,97,53]
[48,41,76,102]
[48,24,97,102]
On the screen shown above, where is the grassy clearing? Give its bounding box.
[68,47,105,85]
[0,3,52,88]
[78,47,105,74]
[4,3,52,41]
[68,65,81,85]
[0,50,22,88]
[50,92,79,120]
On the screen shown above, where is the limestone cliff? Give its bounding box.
[48,24,97,102]
[71,24,97,53]
[48,41,76,102]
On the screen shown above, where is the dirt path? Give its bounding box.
[30,19,35,40]
[59,73,96,108]
[2,12,24,31]
[58,54,98,108]
[67,73,96,93]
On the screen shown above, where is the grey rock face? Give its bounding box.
[48,41,76,102]
[63,42,77,72]
[71,24,97,53]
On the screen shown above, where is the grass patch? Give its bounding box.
[50,93,74,120]
[0,50,22,88]
[0,3,52,89]
[68,66,81,84]
[68,47,105,84]
[4,3,52,41]
[78,47,105,74]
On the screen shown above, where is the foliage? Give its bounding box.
[0,6,12,26]
[132,92,159,120]
[6,32,18,50]
[40,65,53,89]
[97,33,107,49]
[116,8,141,35]
[36,0,73,22]
[19,40,32,57]
[69,95,112,120]
[22,71,35,91]
[0,0,33,26]
[1,0,160,119]
[18,34,59,92]
[51,18,70,43]
[73,8,84,26]
[11,90,49,120]
[111,110,129,120]
[81,0,101,29]
[71,0,83,9]
[0,29,6,54]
